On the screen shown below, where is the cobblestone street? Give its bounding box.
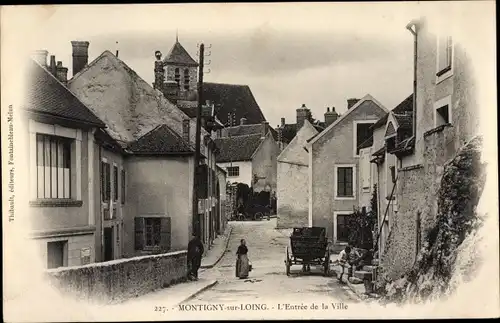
[191,219,359,305]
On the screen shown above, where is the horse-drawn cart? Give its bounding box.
[284,227,331,276]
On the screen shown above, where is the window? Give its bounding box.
[47,240,67,269]
[354,122,375,156]
[134,217,171,251]
[436,104,450,126]
[183,68,190,90]
[437,36,453,76]
[182,119,190,141]
[121,169,126,204]
[227,166,239,177]
[36,134,72,199]
[174,68,180,85]
[336,166,354,198]
[336,214,349,243]
[434,95,452,128]
[101,161,111,202]
[113,165,118,201]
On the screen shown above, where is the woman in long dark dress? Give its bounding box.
[235,239,250,279]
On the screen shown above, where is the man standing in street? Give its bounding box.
[187,232,204,281]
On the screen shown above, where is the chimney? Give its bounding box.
[281,117,285,127]
[32,50,48,66]
[261,121,269,139]
[240,117,247,125]
[324,106,339,127]
[71,41,90,76]
[56,61,69,86]
[347,98,360,109]
[296,103,309,130]
[49,55,57,76]
[182,119,190,143]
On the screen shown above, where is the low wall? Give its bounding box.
[45,250,188,304]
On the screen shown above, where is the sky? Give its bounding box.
[2,2,493,127]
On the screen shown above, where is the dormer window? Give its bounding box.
[183,68,190,90]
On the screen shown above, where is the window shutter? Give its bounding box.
[134,217,145,250]
[160,217,172,252]
[362,149,370,189]
[438,36,448,71]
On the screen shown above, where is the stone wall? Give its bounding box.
[276,161,309,229]
[46,250,187,304]
[380,166,426,280]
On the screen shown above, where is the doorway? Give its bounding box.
[104,227,114,261]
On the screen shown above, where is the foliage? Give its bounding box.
[346,206,377,250]
[377,136,486,303]
[371,184,379,250]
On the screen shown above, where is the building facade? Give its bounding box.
[306,95,388,250]
[23,54,106,269]
[370,18,481,280]
[276,119,318,229]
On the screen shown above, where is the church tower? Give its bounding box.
[154,34,199,104]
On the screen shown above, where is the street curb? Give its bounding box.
[200,226,233,269]
[176,280,218,306]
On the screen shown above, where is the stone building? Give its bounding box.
[369,17,481,280]
[214,121,279,193]
[23,53,106,268]
[305,95,388,251]
[67,42,224,258]
[276,119,318,229]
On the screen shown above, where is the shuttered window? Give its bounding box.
[437,36,453,75]
[336,214,349,243]
[134,217,171,252]
[121,169,126,204]
[361,150,371,190]
[113,165,119,201]
[101,161,111,202]
[355,123,374,156]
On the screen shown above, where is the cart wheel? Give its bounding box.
[256,212,263,221]
[285,247,291,276]
[323,250,331,276]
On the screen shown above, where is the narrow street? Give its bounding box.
[191,219,359,304]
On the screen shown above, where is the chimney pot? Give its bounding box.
[49,55,57,76]
[32,50,48,66]
[301,104,306,108]
[56,64,69,86]
[182,119,190,143]
[327,107,330,112]
[281,117,285,127]
[57,61,62,67]
[71,40,90,76]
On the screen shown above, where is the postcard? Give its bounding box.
[1,2,498,321]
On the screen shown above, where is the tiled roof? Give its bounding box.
[214,133,263,162]
[372,94,413,129]
[127,124,194,155]
[372,145,386,157]
[224,124,278,141]
[163,41,199,67]
[24,60,105,127]
[385,121,396,137]
[392,136,415,155]
[393,113,413,133]
[203,82,266,126]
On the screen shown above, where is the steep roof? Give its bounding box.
[24,60,105,128]
[372,94,413,130]
[307,94,389,147]
[127,124,194,155]
[214,133,264,163]
[68,50,207,148]
[203,82,266,126]
[277,120,318,165]
[163,41,199,67]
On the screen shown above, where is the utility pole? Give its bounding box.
[192,43,205,237]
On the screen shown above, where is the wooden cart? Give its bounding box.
[284,227,330,276]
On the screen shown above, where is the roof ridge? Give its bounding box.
[205,82,249,87]
[217,133,263,140]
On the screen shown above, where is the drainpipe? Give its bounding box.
[406,20,419,140]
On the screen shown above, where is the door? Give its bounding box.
[104,227,114,261]
[47,241,66,269]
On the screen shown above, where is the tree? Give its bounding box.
[371,184,379,251]
[347,206,376,251]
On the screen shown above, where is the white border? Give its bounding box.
[333,211,352,244]
[435,34,454,84]
[433,95,453,128]
[334,163,357,201]
[353,120,379,157]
